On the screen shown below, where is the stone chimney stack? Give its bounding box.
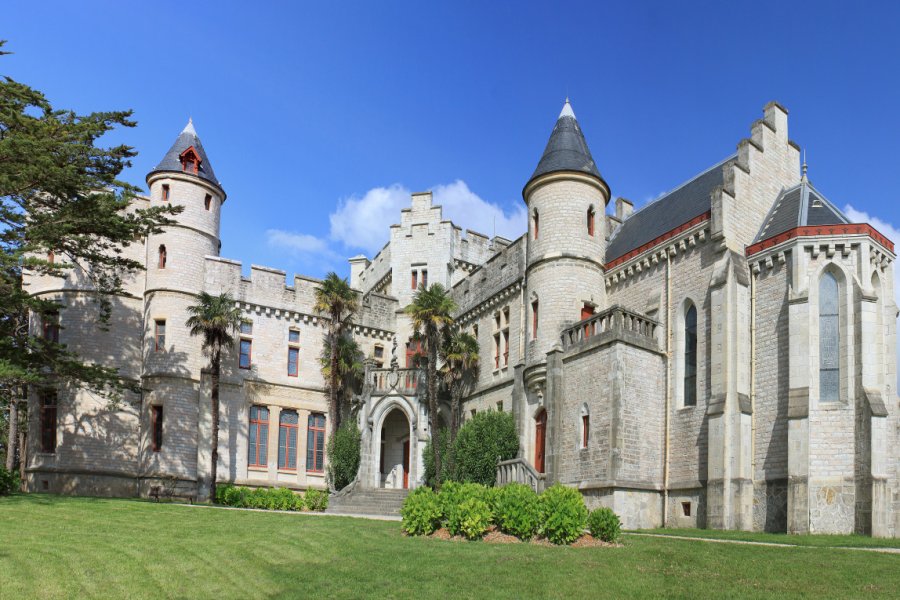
[615,197,634,221]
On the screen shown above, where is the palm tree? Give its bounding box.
[314,272,359,437]
[405,283,457,486]
[441,329,479,441]
[186,292,242,502]
[320,332,365,424]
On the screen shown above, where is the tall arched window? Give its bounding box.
[533,209,539,240]
[158,245,167,269]
[580,404,590,449]
[819,271,840,402]
[587,206,595,237]
[683,304,697,407]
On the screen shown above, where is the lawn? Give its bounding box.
[1,495,898,599]
[634,527,900,549]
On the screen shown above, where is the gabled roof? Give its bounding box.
[605,157,732,264]
[526,99,606,191]
[753,175,849,243]
[147,119,223,194]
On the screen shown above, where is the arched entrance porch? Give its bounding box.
[378,407,412,489]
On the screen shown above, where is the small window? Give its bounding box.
[421,269,428,289]
[582,414,590,448]
[533,209,539,240]
[473,324,478,338]
[158,245,167,269]
[306,413,326,472]
[162,184,170,201]
[411,270,418,290]
[587,206,595,236]
[470,409,477,418]
[288,329,300,344]
[682,502,692,517]
[40,391,57,454]
[204,194,212,211]
[531,300,539,339]
[496,401,503,412]
[240,321,253,335]
[154,320,166,352]
[42,312,59,344]
[239,339,252,369]
[278,410,299,470]
[151,405,163,452]
[248,406,269,468]
[502,330,509,366]
[180,147,200,175]
[287,347,299,377]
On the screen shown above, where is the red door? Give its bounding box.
[581,304,594,337]
[402,440,410,489]
[534,410,546,474]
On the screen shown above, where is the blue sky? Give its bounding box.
[5,1,900,279]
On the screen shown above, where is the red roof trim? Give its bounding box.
[746,224,895,256]
[179,145,201,162]
[606,211,711,270]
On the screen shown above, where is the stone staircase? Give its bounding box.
[327,487,409,517]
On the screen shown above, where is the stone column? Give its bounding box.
[267,405,281,482]
[786,284,810,534]
[544,346,564,483]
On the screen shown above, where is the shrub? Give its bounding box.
[587,507,622,543]
[440,482,492,535]
[423,427,454,487]
[494,483,540,539]
[215,486,303,511]
[400,487,442,535]
[268,487,303,511]
[0,467,19,496]
[248,487,270,509]
[453,411,518,486]
[214,483,234,505]
[456,496,492,540]
[327,422,361,492]
[305,488,328,511]
[538,484,588,545]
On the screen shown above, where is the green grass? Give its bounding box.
[633,527,900,549]
[1,494,899,599]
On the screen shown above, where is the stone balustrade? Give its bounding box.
[369,368,424,396]
[560,304,660,351]
[496,458,545,493]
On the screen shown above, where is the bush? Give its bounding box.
[268,487,303,511]
[400,487,442,535]
[538,484,588,545]
[305,488,328,511]
[453,411,518,486]
[327,422,361,492]
[587,507,622,543]
[423,427,454,487]
[214,483,234,505]
[494,483,540,540]
[216,485,303,511]
[0,466,19,496]
[456,496,492,540]
[440,482,492,535]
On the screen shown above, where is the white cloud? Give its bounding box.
[329,180,527,254]
[843,205,900,391]
[265,229,342,272]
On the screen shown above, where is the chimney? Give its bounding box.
[348,255,370,290]
[615,197,634,221]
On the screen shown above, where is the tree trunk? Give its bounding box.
[18,428,26,487]
[450,388,460,443]
[6,397,18,472]
[329,315,340,437]
[209,350,221,503]
[428,333,441,488]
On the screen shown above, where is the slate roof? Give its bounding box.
[526,100,606,190]
[605,156,733,264]
[147,119,223,194]
[754,177,849,243]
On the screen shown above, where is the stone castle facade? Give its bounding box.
[23,102,900,535]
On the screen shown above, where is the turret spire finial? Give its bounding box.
[801,149,808,183]
[183,117,197,136]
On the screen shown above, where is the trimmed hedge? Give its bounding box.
[588,507,622,543]
[538,484,588,545]
[400,487,442,535]
[215,484,328,512]
[493,483,540,540]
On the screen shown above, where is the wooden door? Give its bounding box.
[402,440,410,489]
[534,410,546,473]
[581,304,594,337]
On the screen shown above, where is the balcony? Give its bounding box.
[560,305,660,352]
[369,368,425,396]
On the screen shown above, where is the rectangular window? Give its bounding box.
[240,321,253,335]
[502,330,509,366]
[287,347,299,377]
[496,401,503,412]
[42,313,59,343]
[40,391,57,454]
[162,184,170,201]
[582,415,590,448]
[421,269,428,288]
[239,339,252,369]
[306,413,326,472]
[204,194,212,211]
[248,406,269,467]
[494,333,501,369]
[411,270,418,290]
[532,301,539,339]
[406,339,423,368]
[470,409,477,418]
[154,320,166,352]
[374,344,384,368]
[278,410,299,470]
[288,329,300,344]
[151,405,163,452]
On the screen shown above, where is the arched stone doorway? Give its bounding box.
[379,408,411,489]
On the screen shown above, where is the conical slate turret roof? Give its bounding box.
[147,119,224,194]
[526,99,606,191]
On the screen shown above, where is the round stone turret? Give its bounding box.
[524,100,610,363]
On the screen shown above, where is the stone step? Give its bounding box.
[327,487,409,516]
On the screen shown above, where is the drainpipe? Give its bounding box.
[663,251,672,527]
[750,265,757,491]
